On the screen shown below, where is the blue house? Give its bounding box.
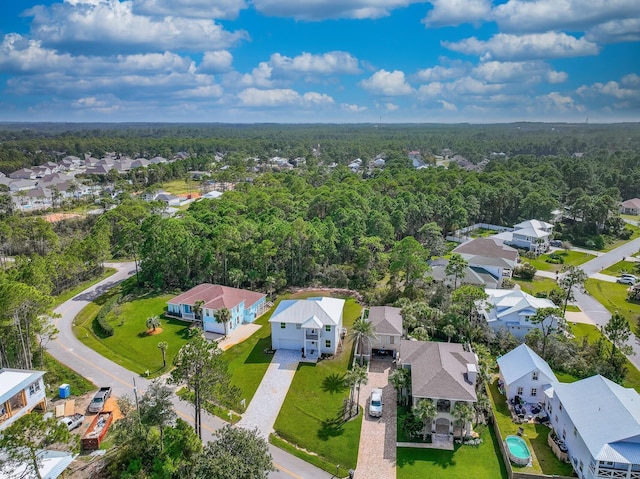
[167,284,267,334]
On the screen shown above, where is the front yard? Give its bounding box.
[601,260,638,277]
[527,250,595,273]
[487,379,575,477]
[397,425,508,479]
[272,295,363,472]
[513,277,559,296]
[584,278,640,330]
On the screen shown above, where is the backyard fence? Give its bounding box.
[446,223,513,244]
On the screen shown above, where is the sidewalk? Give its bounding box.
[237,349,300,438]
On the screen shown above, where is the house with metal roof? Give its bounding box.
[398,340,478,441]
[497,343,558,404]
[366,306,402,358]
[269,297,344,360]
[545,375,640,479]
[0,368,47,431]
[492,219,553,252]
[167,284,267,335]
[477,288,559,338]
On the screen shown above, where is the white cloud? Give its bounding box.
[415,63,468,81]
[577,76,640,101]
[132,0,247,19]
[270,51,361,75]
[384,102,399,111]
[539,91,583,112]
[199,51,233,73]
[472,61,567,84]
[237,87,334,107]
[359,69,414,96]
[251,0,423,21]
[342,103,367,112]
[26,0,248,53]
[438,99,457,111]
[422,0,491,27]
[238,62,275,88]
[174,84,224,98]
[492,0,640,33]
[417,82,444,99]
[586,17,640,43]
[443,32,600,60]
[0,34,74,73]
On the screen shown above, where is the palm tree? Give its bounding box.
[146,316,161,332]
[442,323,457,343]
[228,268,244,288]
[348,318,377,366]
[445,253,468,290]
[157,341,168,368]
[214,307,232,338]
[389,368,411,406]
[452,402,475,439]
[192,300,205,322]
[474,391,491,424]
[343,369,358,416]
[352,365,368,417]
[412,399,436,441]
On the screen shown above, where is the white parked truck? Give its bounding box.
[59,413,85,431]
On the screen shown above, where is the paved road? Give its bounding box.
[49,262,332,479]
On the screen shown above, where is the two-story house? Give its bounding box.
[0,368,47,431]
[476,289,559,338]
[546,375,640,479]
[398,340,478,440]
[497,343,558,404]
[366,306,403,358]
[167,284,267,335]
[269,297,344,360]
[450,237,519,287]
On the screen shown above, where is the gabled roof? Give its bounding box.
[269,297,344,326]
[367,306,402,336]
[514,219,553,230]
[497,344,557,386]
[453,237,519,264]
[483,289,556,320]
[553,375,640,464]
[622,198,640,209]
[168,283,265,311]
[399,341,477,402]
[513,227,549,238]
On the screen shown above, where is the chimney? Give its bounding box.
[466,363,478,385]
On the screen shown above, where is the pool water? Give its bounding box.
[506,435,531,460]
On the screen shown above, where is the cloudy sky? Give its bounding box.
[0,0,638,123]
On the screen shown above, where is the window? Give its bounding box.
[531,388,537,397]
[389,336,395,345]
[28,381,41,396]
[573,426,577,437]
[548,404,553,414]
[555,415,558,423]
[532,371,539,381]
[296,324,301,330]
[579,460,584,472]
[325,325,331,332]
[562,429,566,440]
[559,403,563,412]
[325,340,331,348]
[524,316,530,322]
[517,387,524,396]
[280,322,286,329]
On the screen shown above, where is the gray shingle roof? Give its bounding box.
[367,306,402,336]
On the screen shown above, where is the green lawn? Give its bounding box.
[73,293,191,377]
[601,260,638,277]
[487,379,575,476]
[564,305,581,312]
[528,251,595,273]
[52,267,117,307]
[621,214,640,223]
[159,178,202,195]
[570,323,640,392]
[42,352,94,398]
[513,277,559,296]
[273,296,363,471]
[602,224,640,252]
[584,278,640,329]
[397,425,508,479]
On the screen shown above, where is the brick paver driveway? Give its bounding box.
[355,359,397,479]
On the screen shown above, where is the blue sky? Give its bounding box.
[0,0,638,123]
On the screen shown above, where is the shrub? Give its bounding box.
[501,278,515,289]
[93,293,120,337]
[546,252,565,264]
[619,228,633,240]
[514,262,537,280]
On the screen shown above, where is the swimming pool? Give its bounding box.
[505,435,532,466]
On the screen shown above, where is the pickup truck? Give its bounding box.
[369,388,383,418]
[59,413,85,431]
[88,387,112,413]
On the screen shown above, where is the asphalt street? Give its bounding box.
[49,262,332,479]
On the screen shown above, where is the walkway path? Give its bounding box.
[355,360,397,479]
[238,349,300,439]
[49,263,332,479]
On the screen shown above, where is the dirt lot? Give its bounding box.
[42,212,82,222]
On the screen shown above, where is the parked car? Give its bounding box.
[617,277,636,285]
[549,240,563,247]
[621,274,638,281]
[369,388,383,417]
[88,387,112,413]
[59,413,85,431]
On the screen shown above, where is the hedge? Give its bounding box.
[93,294,120,337]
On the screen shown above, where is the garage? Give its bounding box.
[278,339,300,350]
[372,348,395,358]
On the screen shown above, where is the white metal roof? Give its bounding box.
[0,369,45,401]
[497,344,558,386]
[269,297,344,326]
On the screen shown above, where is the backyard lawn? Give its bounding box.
[272,295,363,472]
[73,292,191,377]
[513,277,559,296]
[528,250,595,273]
[487,379,575,476]
[158,178,202,195]
[584,278,640,329]
[397,425,508,479]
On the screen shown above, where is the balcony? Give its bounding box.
[437,400,451,413]
[305,331,319,340]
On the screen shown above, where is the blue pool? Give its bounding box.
[505,435,531,466]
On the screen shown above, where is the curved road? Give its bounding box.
[49,262,331,479]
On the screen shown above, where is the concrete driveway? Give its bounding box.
[355,359,397,479]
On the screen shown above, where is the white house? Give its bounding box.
[0,368,47,431]
[545,375,640,479]
[446,237,519,287]
[366,306,402,358]
[477,289,559,338]
[497,343,558,404]
[398,341,478,441]
[269,297,345,360]
[167,284,267,335]
[493,219,553,252]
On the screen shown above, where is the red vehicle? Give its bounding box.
[81,411,113,450]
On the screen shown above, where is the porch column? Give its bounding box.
[628,463,632,479]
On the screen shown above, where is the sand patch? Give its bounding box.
[146,327,164,336]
